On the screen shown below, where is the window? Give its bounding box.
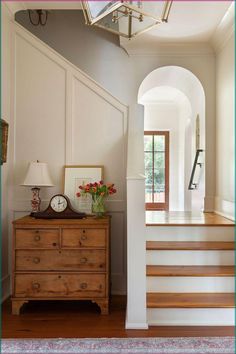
[144,131,169,210]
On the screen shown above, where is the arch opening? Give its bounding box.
[138,66,206,212]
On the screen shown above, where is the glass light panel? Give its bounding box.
[145,149,153,203]
[154,180,165,202]
[144,152,153,172]
[154,152,165,203]
[154,135,165,151]
[144,135,152,152]
[87,2,118,19]
[154,152,165,170]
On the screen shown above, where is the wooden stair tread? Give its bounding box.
[146,211,235,226]
[146,265,235,277]
[147,293,235,308]
[146,241,235,251]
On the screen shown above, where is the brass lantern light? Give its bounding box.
[81,1,173,39]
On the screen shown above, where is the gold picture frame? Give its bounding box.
[64,165,104,213]
[1,119,9,165]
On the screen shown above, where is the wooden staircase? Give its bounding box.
[146,212,235,326]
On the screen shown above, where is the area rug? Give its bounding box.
[1,337,234,354]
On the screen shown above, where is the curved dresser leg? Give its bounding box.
[95,300,109,315]
[12,300,28,315]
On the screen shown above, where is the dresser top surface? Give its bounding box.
[13,215,110,226]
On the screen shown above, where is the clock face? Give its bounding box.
[50,195,68,213]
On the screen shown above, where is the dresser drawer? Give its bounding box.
[15,229,59,249]
[14,273,106,298]
[15,250,106,271]
[62,228,106,248]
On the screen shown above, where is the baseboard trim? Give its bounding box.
[214,210,235,222]
[112,290,127,296]
[125,322,149,329]
[214,197,235,221]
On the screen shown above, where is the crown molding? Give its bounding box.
[120,40,214,57]
[211,2,235,53]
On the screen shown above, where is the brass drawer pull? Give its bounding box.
[33,257,40,264]
[32,282,40,290]
[81,235,87,241]
[80,257,87,264]
[34,235,41,241]
[80,282,87,290]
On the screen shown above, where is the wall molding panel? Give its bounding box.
[11,23,128,294]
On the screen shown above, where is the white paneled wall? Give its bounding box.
[11,23,128,294]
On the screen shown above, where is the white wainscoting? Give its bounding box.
[9,23,128,295]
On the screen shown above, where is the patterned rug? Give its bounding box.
[1,337,234,354]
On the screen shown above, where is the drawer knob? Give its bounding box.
[34,235,41,241]
[80,257,87,264]
[81,235,87,241]
[80,282,87,290]
[33,257,40,264]
[52,243,57,247]
[32,282,40,290]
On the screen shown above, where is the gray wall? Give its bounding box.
[16,10,131,103]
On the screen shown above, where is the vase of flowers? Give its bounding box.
[76,181,116,217]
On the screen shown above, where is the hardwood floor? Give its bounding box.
[146,211,235,226]
[2,296,234,338]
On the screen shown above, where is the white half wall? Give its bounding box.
[215,32,235,220]
[10,23,128,295]
[1,3,13,302]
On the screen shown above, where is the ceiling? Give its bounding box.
[145,1,232,42]
[7,1,233,44]
[140,86,190,105]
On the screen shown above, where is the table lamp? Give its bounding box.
[21,161,54,214]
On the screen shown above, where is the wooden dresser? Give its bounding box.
[12,216,110,315]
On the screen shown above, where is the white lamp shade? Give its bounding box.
[22,162,54,187]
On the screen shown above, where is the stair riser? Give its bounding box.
[147,308,234,326]
[147,276,235,293]
[146,250,234,266]
[146,226,234,241]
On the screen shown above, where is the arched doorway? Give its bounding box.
[138,66,206,212]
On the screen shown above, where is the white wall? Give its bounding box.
[144,103,185,211]
[1,3,13,301]
[215,33,235,219]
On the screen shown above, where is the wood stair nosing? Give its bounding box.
[146,293,235,308]
[146,265,235,277]
[146,241,235,251]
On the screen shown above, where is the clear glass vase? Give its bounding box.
[92,195,105,217]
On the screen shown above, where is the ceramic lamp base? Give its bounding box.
[31,187,41,213]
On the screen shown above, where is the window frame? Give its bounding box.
[144,131,169,211]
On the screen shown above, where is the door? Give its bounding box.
[144,131,169,210]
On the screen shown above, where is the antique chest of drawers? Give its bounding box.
[12,216,110,315]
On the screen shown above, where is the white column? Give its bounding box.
[126,177,148,329]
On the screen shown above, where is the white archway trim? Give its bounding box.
[138,66,205,110]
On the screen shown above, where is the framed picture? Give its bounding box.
[64,165,104,213]
[1,119,9,165]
